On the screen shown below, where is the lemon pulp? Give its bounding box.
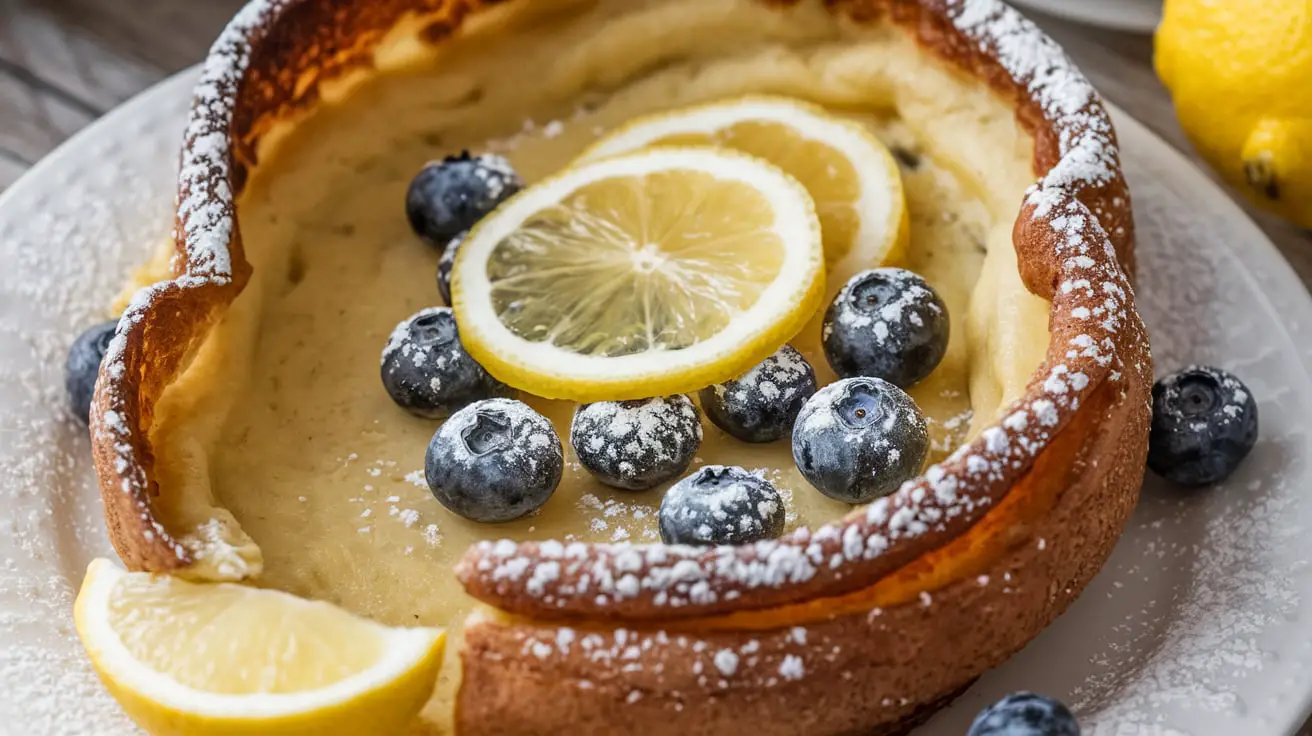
[579,96,908,301]
[75,560,444,735]
[486,171,787,356]
[631,122,863,266]
[106,572,387,693]
[453,148,824,401]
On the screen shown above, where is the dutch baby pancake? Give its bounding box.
[80,0,1150,733]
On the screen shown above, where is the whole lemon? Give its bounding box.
[1156,0,1312,228]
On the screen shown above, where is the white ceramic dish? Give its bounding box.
[0,62,1310,735]
[1011,0,1162,33]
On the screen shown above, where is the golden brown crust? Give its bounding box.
[455,0,1143,622]
[89,0,470,571]
[87,0,1150,733]
[457,370,1146,735]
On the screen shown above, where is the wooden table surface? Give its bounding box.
[2,0,1311,732]
[1,0,1309,287]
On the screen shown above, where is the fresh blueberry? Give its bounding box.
[66,320,118,425]
[792,377,928,503]
[822,267,949,388]
[570,396,702,490]
[436,231,464,306]
[659,465,786,545]
[1148,365,1258,486]
[699,345,817,443]
[406,152,522,247]
[380,307,509,419]
[425,398,562,523]
[968,692,1080,736]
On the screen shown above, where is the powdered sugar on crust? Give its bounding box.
[93,0,1144,631]
[90,0,296,571]
[456,0,1147,620]
[177,0,293,282]
[505,623,824,693]
[949,0,1118,210]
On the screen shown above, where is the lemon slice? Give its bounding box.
[579,96,909,297]
[74,559,444,736]
[451,147,824,401]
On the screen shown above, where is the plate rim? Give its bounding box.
[1008,0,1162,34]
[1,63,1310,735]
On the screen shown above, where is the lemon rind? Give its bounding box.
[451,146,825,402]
[74,559,444,721]
[577,94,907,282]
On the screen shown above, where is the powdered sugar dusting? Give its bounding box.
[823,268,943,346]
[1048,159,1309,731]
[459,0,1148,623]
[176,0,294,281]
[574,493,660,543]
[437,398,561,472]
[506,622,822,694]
[948,0,1117,210]
[569,396,701,489]
[90,0,303,569]
[0,57,198,730]
[712,344,813,414]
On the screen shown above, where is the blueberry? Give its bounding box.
[1148,365,1258,486]
[822,268,949,388]
[406,152,522,247]
[792,377,928,503]
[436,231,464,306]
[425,398,562,522]
[699,345,817,443]
[380,307,509,419]
[66,320,118,425]
[659,465,786,545]
[570,396,702,490]
[968,692,1080,736]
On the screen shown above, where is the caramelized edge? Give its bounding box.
[89,0,1147,623]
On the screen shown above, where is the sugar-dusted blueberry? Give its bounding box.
[659,465,786,546]
[425,398,562,523]
[792,377,928,503]
[699,345,817,443]
[1148,365,1258,486]
[381,307,508,419]
[968,692,1080,736]
[570,396,702,491]
[406,151,523,247]
[66,320,119,425]
[822,267,949,388]
[436,230,464,306]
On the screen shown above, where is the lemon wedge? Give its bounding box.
[451,147,824,401]
[579,95,909,297]
[74,559,444,736]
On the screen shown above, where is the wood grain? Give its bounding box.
[0,0,242,189]
[1,0,1305,287]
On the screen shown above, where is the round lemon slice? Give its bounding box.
[451,147,824,402]
[579,96,909,297]
[74,559,444,736]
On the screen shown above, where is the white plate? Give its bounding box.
[1,64,1310,735]
[1010,0,1162,33]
